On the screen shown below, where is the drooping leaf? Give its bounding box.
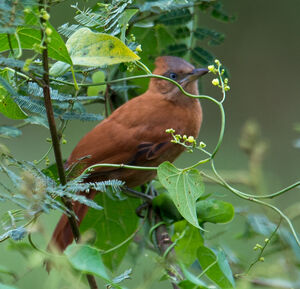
[80,193,140,271]
[196,199,234,224]
[157,162,204,228]
[197,246,235,289]
[65,28,140,67]
[173,220,204,266]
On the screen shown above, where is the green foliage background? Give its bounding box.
[0,0,300,289]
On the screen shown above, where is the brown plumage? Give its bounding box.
[48,56,208,252]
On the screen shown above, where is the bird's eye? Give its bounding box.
[169,72,177,80]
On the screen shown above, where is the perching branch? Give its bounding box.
[38,2,98,288]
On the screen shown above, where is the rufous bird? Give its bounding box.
[48,56,208,252]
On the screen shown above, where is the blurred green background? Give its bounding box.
[1,0,300,288]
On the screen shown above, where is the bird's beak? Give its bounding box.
[179,68,209,84]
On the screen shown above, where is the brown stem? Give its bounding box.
[39,2,97,288]
[153,209,183,289]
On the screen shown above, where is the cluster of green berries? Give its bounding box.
[208,59,230,92]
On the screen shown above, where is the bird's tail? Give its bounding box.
[47,190,97,252]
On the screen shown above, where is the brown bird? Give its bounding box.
[49,56,208,251]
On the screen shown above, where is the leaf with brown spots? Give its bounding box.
[157,161,204,229]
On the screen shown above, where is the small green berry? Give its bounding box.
[45,27,52,36]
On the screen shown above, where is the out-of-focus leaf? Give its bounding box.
[179,266,210,289]
[155,8,191,26]
[173,220,203,266]
[119,9,138,42]
[174,27,190,39]
[80,193,140,271]
[64,244,109,278]
[24,116,49,128]
[163,44,188,57]
[197,199,234,224]
[194,27,225,46]
[87,71,106,97]
[65,244,125,289]
[0,18,72,64]
[158,162,204,229]
[0,126,22,138]
[65,28,140,67]
[0,75,27,119]
[191,47,214,65]
[0,283,19,289]
[197,246,235,289]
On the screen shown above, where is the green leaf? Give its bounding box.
[49,61,71,77]
[194,28,225,46]
[197,199,234,224]
[87,71,106,97]
[163,44,188,57]
[119,9,138,42]
[0,283,19,289]
[191,47,214,66]
[197,246,235,289]
[174,27,190,39]
[157,162,204,228]
[80,193,140,271]
[0,126,22,138]
[0,22,72,65]
[0,93,27,120]
[155,8,192,26]
[64,244,109,279]
[0,75,27,119]
[65,28,140,67]
[173,220,203,266]
[179,266,210,289]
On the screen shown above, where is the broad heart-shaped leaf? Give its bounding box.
[172,220,203,266]
[197,246,235,289]
[197,199,234,224]
[65,28,140,67]
[80,193,140,271]
[0,24,72,65]
[64,244,124,289]
[157,162,204,228]
[65,244,108,278]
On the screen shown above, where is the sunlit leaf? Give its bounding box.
[65,28,140,67]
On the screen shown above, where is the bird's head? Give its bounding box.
[149,56,208,97]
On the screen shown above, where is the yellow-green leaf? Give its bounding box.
[66,28,140,67]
